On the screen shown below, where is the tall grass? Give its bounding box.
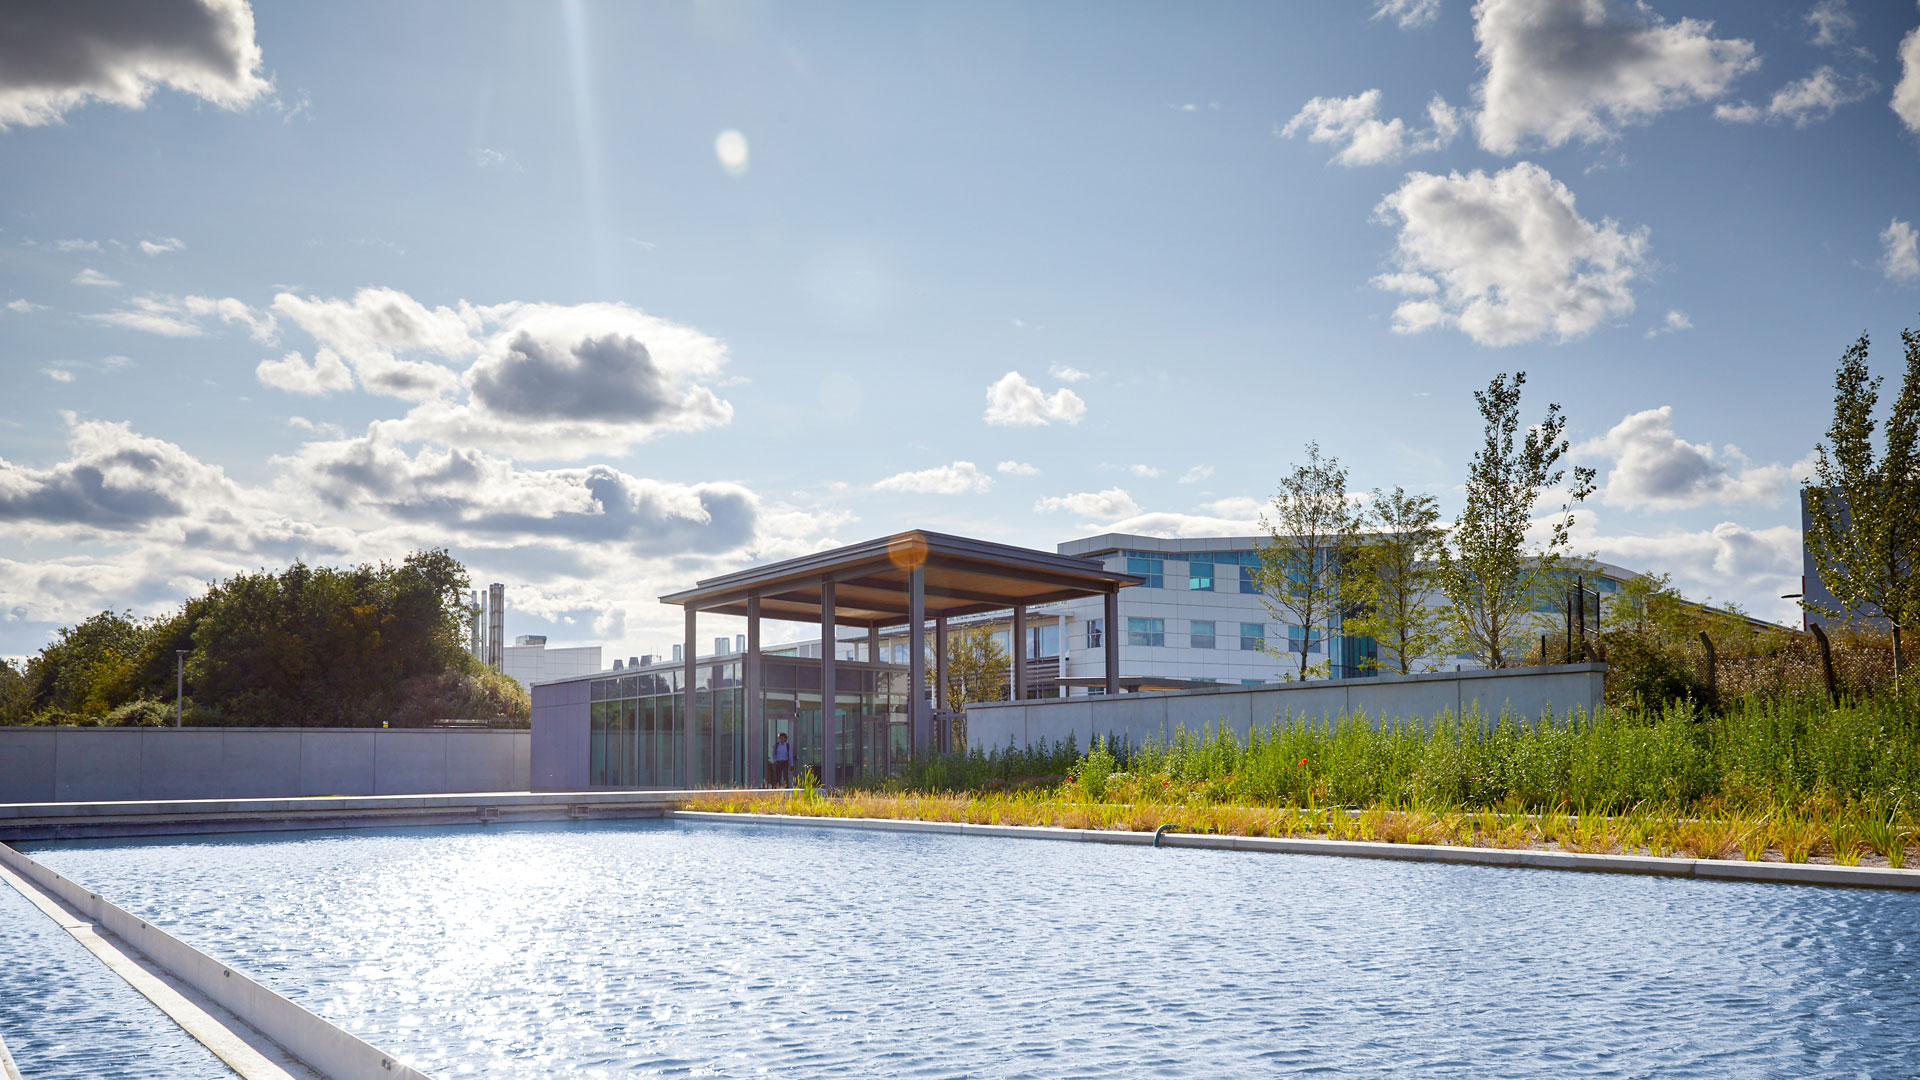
[865,690,1920,816]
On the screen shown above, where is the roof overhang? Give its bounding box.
[660,530,1142,628]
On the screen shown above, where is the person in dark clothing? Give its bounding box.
[770,732,793,786]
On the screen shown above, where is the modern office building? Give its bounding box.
[499,636,603,690]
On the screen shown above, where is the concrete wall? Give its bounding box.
[0,727,530,805]
[966,664,1607,751]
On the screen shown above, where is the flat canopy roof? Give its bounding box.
[660,529,1142,628]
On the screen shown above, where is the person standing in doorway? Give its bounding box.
[771,732,793,787]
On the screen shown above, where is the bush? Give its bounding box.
[1599,630,1711,712]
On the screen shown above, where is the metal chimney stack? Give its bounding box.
[487,583,505,669]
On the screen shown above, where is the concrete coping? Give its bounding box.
[0,789,759,821]
[668,810,1920,892]
[962,662,1610,709]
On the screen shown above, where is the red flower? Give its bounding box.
[1298,758,1309,767]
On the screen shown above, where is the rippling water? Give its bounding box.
[23,820,1920,1078]
[0,870,237,1080]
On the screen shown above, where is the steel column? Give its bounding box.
[820,581,836,790]
[935,615,949,711]
[1103,588,1120,695]
[745,594,763,787]
[908,566,928,759]
[683,605,698,788]
[1012,605,1027,700]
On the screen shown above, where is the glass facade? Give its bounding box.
[1241,622,1266,652]
[1188,560,1213,591]
[585,656,910,788]
[1190,620,1216,649]
[1126,555,1164,589]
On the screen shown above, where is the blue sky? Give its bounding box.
[3,0,1920,658]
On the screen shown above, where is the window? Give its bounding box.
[1087,618,1103,649]
[1241,622,1266,651]
[1240,563,1258,594]
[1127,556,1163,589]
[1190,620,1216,649]
[1127,617,1165,647]
[1026,623,1061,658]
[1287,624,1321,654]
[1189,560,1214,591]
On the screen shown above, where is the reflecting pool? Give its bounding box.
[23,820,1920,1078]
[0,870,236,1080]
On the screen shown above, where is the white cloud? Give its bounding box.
[1644,309,1692,338]
[1898,20,1920,134]
[1373,0,1440,29]
[1034,487,1141,520]
[54,239,100,252]
[983,371,1086,427]
[257,349,354,395]
[287,416,345,439]
[90,294,277,343]
[1715,66,1875,127]
[0,0,271,129]
[1126,464,1161,478]
[1574,406,1810,511]
[1473,0,1758,154]
[1280,90,1460,166]
[1047,362,1090,382]
[1179,465,1215,484]
[996,460,1040,476]
[72,268,119,288]
[138,237,185,256]
[42,368,73,383]
[1884,219,1920,282]
[1807,1,1855,48]
[6,299,43,313]
[872,461,993,495]
[270,287,477,400]
[1372,162,1649,346]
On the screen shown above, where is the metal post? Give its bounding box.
[1012,605,1028,700]
[934,615,949,711]
[175,649,186,727]
[746,594,763,787]
[908,567,928,759]
[820,581,836,790]
[867,624,880,664]
[683,606,697,789]
[1103,588,1121,695]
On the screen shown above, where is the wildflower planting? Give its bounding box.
[682,688,1920,868]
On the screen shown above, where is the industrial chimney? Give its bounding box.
[487,583,505,670]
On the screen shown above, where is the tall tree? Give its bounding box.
[1803,324,1920,676]
[1255,442,1360,680]
[1344,486,1447,675]
[936,623,1012,707]
[1436,372,1596,669]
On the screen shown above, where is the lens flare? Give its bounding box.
[714,130,749,176]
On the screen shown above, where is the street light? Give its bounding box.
[175,649,187,727]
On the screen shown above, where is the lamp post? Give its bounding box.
[175,649,187,727]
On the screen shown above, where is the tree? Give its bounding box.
[1803,324,1920,677]
[1255,442,1360,680]
[1436,372,1596,669]
[1343,486,1447,675]
[937,624,1011,708]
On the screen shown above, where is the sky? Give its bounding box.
[3,0,1920,659]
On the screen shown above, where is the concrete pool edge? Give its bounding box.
[0,842,431,1080]
[669,811,1920,891]
[0,789,758,841]
[0,1025,19,1080]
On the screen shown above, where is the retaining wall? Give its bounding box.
[0,727,530,805]
[965,664,1607,751]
